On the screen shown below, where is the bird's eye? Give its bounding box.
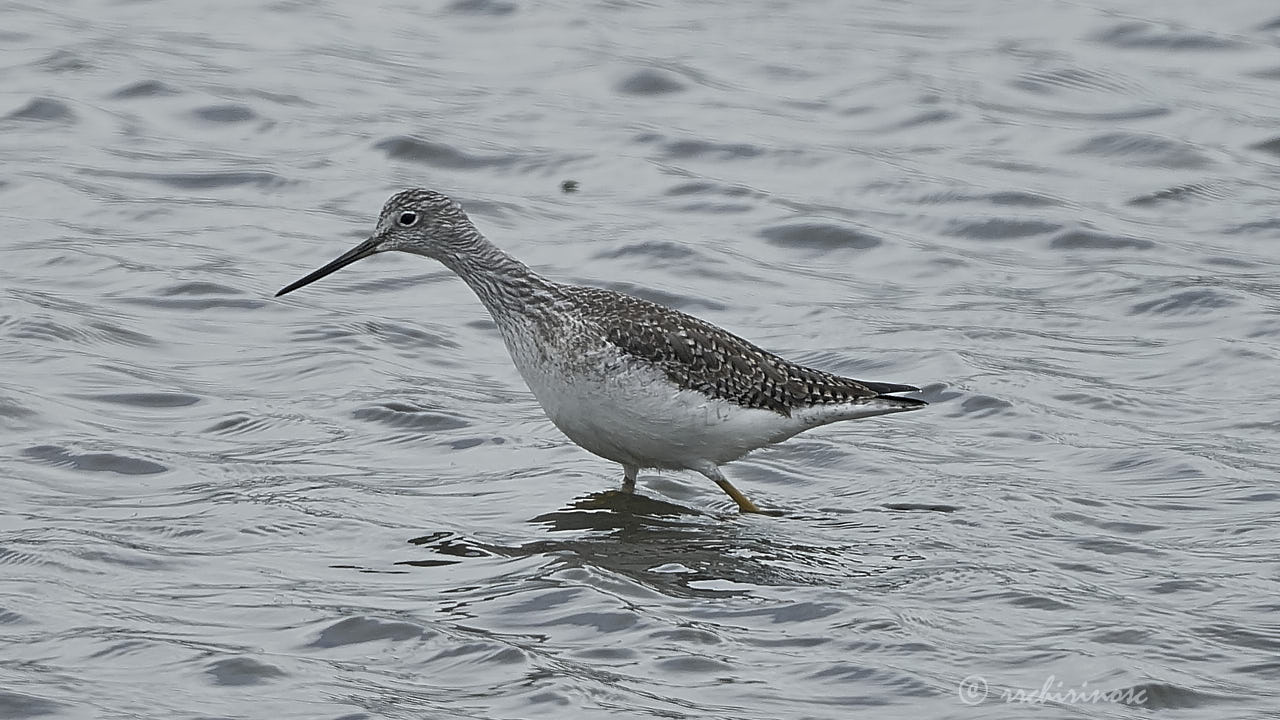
[397,211,419,227]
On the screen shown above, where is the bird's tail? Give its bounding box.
[873,393,927,409]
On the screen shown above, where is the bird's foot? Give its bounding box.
[621,463,639,494]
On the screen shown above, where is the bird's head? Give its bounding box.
[276,188,474,297]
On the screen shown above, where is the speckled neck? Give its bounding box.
[433,228,559,325]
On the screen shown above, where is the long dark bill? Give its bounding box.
[275,236,381,297]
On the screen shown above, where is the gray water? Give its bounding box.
[3,0,1279,717]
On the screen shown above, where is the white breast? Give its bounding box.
[507,337,804,470]
[492,316,914,472]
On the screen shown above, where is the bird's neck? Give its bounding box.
[435,229,557,321]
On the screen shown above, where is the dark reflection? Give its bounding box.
[882,502,959,513]
[398,491,910,597]
[399,530,496,567]
[530,489,705,529]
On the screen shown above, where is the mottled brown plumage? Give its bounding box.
[564,286,922,417]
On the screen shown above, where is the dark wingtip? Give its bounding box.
[859,380,927,407]
[860,380,921,395]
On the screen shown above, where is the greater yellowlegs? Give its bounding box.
[277,189,926,513]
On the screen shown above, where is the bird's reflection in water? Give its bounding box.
[528,489,706,530]
[400,491,912,596]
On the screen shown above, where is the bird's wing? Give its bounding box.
[569,287,919,416]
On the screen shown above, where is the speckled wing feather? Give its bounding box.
[566,286,922,416]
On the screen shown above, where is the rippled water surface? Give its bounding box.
[3,1,1280,717]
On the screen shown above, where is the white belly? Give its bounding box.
[515,347,802,470]
[491,318,915,472]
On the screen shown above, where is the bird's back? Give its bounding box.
[559,284,926,421]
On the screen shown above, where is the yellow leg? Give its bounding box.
[714,477,761,513]
[700,465,761,513]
